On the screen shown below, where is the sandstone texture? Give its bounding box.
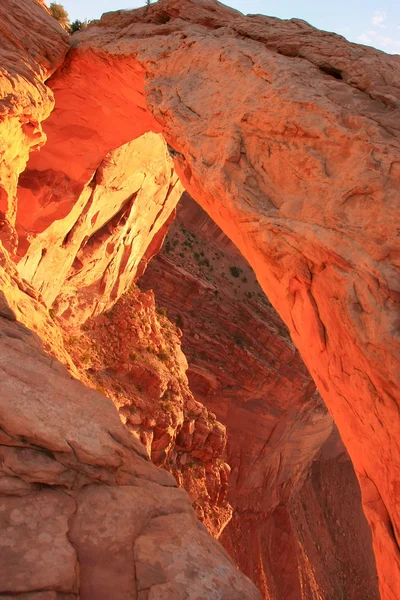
[0,257,260,599]
[140,192,379,598]
[0,0,399,598]
[18,132,183,322]
[62,283,232,537]
[223,428,379,600]
[0,0,68,252]
[42,4,397,597]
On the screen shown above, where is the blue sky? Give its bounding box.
[62,0,400,54]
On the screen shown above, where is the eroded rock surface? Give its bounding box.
[0,0,68,252]
[140,193,379,598]
[18,132,183,323]
[40,4,397,597]
[0,254,260,599]
[1,0,399,597]
[61,283,232,537]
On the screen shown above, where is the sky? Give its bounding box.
[61,0,400,54]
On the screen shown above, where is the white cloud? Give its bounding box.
[357,33,372,43]
[357,27,400,53]
[377,35,400,48]
[372,10,387,28]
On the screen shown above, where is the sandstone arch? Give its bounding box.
[5,0,400,598]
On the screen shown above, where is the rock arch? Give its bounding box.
[8,0,400,598]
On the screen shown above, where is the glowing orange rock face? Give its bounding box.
[15,46,177,322]
[0,0,68,251]
[18,132,183,323]
[2,0,399,597]
[140,193,379,599]
[17,1,397,597]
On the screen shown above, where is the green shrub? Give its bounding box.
[229,266,241,278]
[70,19,88,33]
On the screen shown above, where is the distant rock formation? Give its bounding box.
[1,0,399,597]
[140,193,379,599]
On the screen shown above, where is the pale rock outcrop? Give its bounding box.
[19,133,183,323]
[0,258,260,599]
[0,0,68,252]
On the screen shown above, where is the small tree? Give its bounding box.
[49,2,70,30]
[70,19,88,33]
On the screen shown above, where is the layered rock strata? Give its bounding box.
[0,0,399,597]
[53,6,398,597]
[0,228,260,599]
[62,283,232,537]
[140,192,379,598]
[0,2,260,596]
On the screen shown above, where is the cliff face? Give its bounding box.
[0,0,68,252]
[139,193,378,599]
[223,429,379,600]
[139,194,330,511]
[0,246,259,599]
[62,283,232,538]
[0,2,260,598]
[1,0,399,598]
[17,132,183,323]
[44,4,398,597]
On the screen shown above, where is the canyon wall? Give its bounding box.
[0,244,259,599]
[139,193,379,599]
[0,1,260,598]
[45,4,397,597]
[62,282,232,538]
[0,0,399,598]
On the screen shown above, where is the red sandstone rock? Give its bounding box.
[43,4,397,597]
[61,283,232,537]
[139,192,379,598]
[1,0,399,597]
[0,261,259,599]
[0,0,68,252]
